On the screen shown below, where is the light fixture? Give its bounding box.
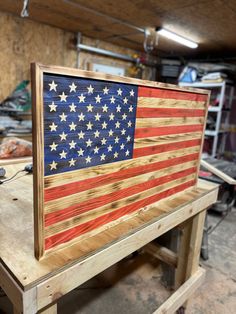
[156,28,198,49]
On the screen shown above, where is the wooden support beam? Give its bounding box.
[153,267,205,314]
[144,243,178,267]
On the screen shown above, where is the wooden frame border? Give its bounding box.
[31,62,210,259]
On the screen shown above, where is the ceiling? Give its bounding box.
[1,0,236,60]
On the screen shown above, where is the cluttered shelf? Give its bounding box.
[0,80,32,159]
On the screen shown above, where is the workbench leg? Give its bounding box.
[13,308,21,314]
[39,303,57,314]
[175,210,206,310]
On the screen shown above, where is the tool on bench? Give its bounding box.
[0,163,32,185]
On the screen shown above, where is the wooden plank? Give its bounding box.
[0,157,32,166]
[36,188,217,310]
[134,132,202,148]
[44,147,200,189]
[0,264,37,314]
[34,63,210,95]
[144,243,178,267]
[135,117,204,128]
[201,159,236,185]
[31,63,45,259]
[44,163,197,214]
[137,97,206,109]
[0,264,23,311]
[153,267,206,314]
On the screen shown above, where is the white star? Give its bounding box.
[102,104,108,112]
[117,88,122,96]
[102,121,107,129]
[101,138,107,145]
[120,143,125,150]
[116,105,121,112]
[59,112,67,122]
[107,145,113,152]
[87,104,93,112]
[78,112,85,121]
[103,86,109,94]
[130,89,134,96]
[94,130,100,138]
[86,121,93,130]
[110,96,115,104]
[49,142,58,151]
[127,120,132,127]
[69,82,77,92]
[49,160,57,170]
[78,93,86,103]
[115,121,120,129]
[95,113,101,121]
[122,113,127,120]
[78,130,85,139]
[123,97,128,104]
[85,156,92,163]
[100,153,106,161]
[121,129,126,135]
[59,132,67,141]
[94,146,99,154]
[108,129,114,136]
[129,105,133,112]
[86,138,93,147]
[69,122,77,131]
[69,140,76,149]
[114,152,119,158]
[60,150,67,159]
[125,149,130,156]
[59,92,68,102]
[95,95,102,103]
[114,136,120,143]
[77,148,84,156]
[69,103,76,112]
[69,158,76,167]
[109,113,115,121]
[49,122,57,132]
[49,102,57,112]
[87,84,94,94]
[126,135,131,142]
[49,81,57,92]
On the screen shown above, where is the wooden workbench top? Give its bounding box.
[0,162,218,291]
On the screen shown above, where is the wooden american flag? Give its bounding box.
[31,64,209,258]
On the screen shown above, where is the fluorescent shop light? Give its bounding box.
[157,28,198,49]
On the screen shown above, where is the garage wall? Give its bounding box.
[0,11,144,102]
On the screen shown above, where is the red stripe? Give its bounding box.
[134,124,203,139]
[45,166,197,227]
[136,108,205,118]
[138,86,207,102]
[45,179,195,250]
[44,152,199,202]
[133,139,201,158]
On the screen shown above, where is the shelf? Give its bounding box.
[205,130,227,136]
[208,106,220,112]
[179,81,227,88]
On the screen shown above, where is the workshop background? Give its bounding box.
[0,1,236,314]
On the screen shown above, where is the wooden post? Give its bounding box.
[175,210,207,309]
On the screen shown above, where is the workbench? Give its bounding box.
[0,162,218,314]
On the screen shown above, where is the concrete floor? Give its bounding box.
[0,209,236,314]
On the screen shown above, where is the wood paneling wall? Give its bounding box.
[0,11,143,102]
